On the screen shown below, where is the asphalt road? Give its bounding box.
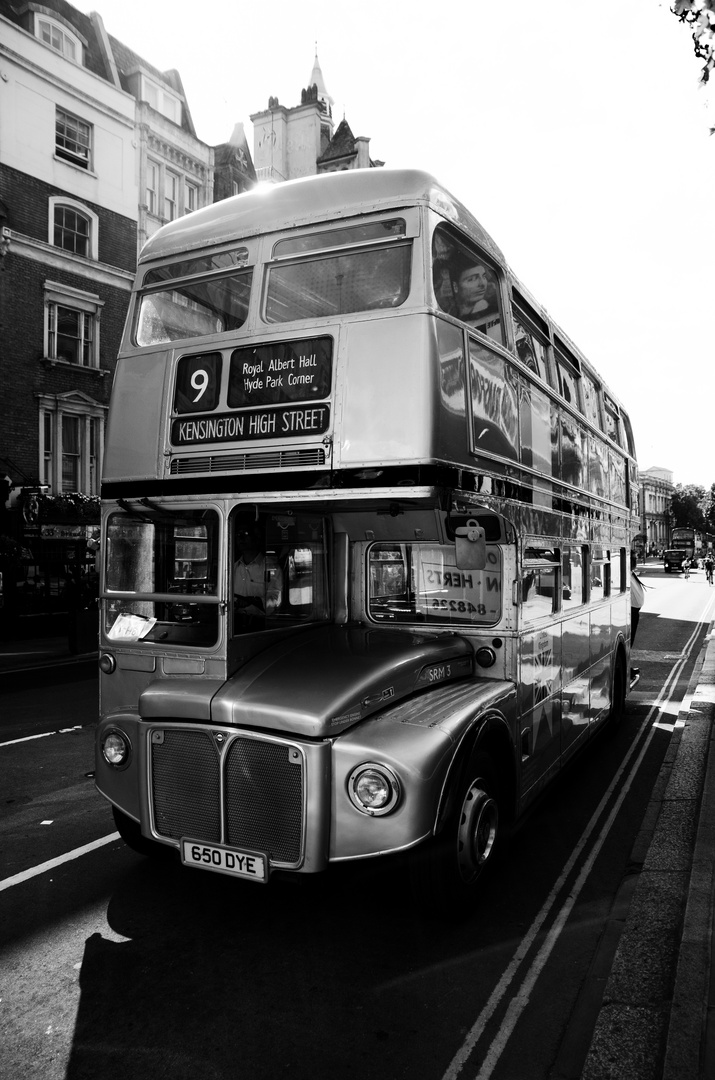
[1,560,713,1080]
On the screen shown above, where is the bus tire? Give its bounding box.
[112,806,176,862]
[409,751,502,912]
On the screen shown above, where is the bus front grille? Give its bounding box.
[169,447,326,475]
[150,728,305,865]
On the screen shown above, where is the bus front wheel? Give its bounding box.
[410,751,502,911]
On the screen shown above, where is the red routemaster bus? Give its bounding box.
[96,169,639,906]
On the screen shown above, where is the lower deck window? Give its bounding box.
[104,508,219,646]
[368,542,502,626]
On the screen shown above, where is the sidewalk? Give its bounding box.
[0,633,97,675]
[581,628,715,1080]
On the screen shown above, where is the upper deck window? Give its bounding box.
[603,394,622,446]
[144,249,249,285]
[554,346,582,414]
[512,290,552,386]
[432,225,504,346]
[274,219,405,256]
[136,270,252,346]
[264,242,411,323]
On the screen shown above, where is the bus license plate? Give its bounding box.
[181,839,267,882]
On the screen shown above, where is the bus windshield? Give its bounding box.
[104,508,219,646]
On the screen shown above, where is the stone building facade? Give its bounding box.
[639,466,674,553]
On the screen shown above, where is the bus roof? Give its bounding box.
[139,168,506,266]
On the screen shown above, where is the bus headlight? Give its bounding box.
[101,728,132,769]
[348,764,401,816]
[99,652,116,674]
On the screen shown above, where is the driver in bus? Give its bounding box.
[233,523,283,627]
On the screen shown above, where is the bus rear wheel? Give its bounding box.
[410,751,502,912]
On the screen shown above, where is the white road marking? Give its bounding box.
[0,725,83,747]
[0,833,120,893]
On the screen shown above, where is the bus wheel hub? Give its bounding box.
[457,782,498,881]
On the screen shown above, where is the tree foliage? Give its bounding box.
[700,483,715,533]
[670,483,707,530]
[673,0,715,83]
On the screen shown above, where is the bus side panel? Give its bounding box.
[589,603,614,722]
[519,625,562,803]
[338,316,439,467]
[103,355,169,481]
[560,611,591,762]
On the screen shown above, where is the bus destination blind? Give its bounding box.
[172,336,332,445]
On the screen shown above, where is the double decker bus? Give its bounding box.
[96,169,639,906]
[670,527,697,566]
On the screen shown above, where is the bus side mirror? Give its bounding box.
[455,519,487,570]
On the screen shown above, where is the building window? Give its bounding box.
[39,401,104,495]
[43,413,53,488]
[49,305,94,366]
[142,77,182,124]
[147,161,159,215]
[49,198,98,260]
[165,171,179,220]
[54,206,89,256]
[36,16,82,62]
[185,181,198,215]
[56,109,91,169]
[44,282,103,368]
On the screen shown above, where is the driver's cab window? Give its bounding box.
[232,511,328,633]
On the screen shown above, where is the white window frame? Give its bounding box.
[147,159,160,216]
[43,281,103,369]
[48,197,98,260]
[164,170,179,221]
[185,180,198,215]
[141,76,182,124]
[35,14,84,63]
[55,107,92,170]
[38,394,105,496]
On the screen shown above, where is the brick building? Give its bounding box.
[0,0,213,627]
[0,4,375,631]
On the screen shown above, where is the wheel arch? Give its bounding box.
[433,710,517,837]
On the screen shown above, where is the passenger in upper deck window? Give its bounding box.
[452,260,500,327]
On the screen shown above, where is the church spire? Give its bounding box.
[308,47,333,113]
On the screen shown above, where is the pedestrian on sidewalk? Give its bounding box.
[630,554,647,677]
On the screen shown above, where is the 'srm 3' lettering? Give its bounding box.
[428,664,451,682]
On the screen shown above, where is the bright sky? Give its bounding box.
[76,0,715,489]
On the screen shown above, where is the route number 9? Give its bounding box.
[191,369,209,402]
[174,353,221,414]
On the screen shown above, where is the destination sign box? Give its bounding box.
[171,404,330,446]
[228,336,332,407]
